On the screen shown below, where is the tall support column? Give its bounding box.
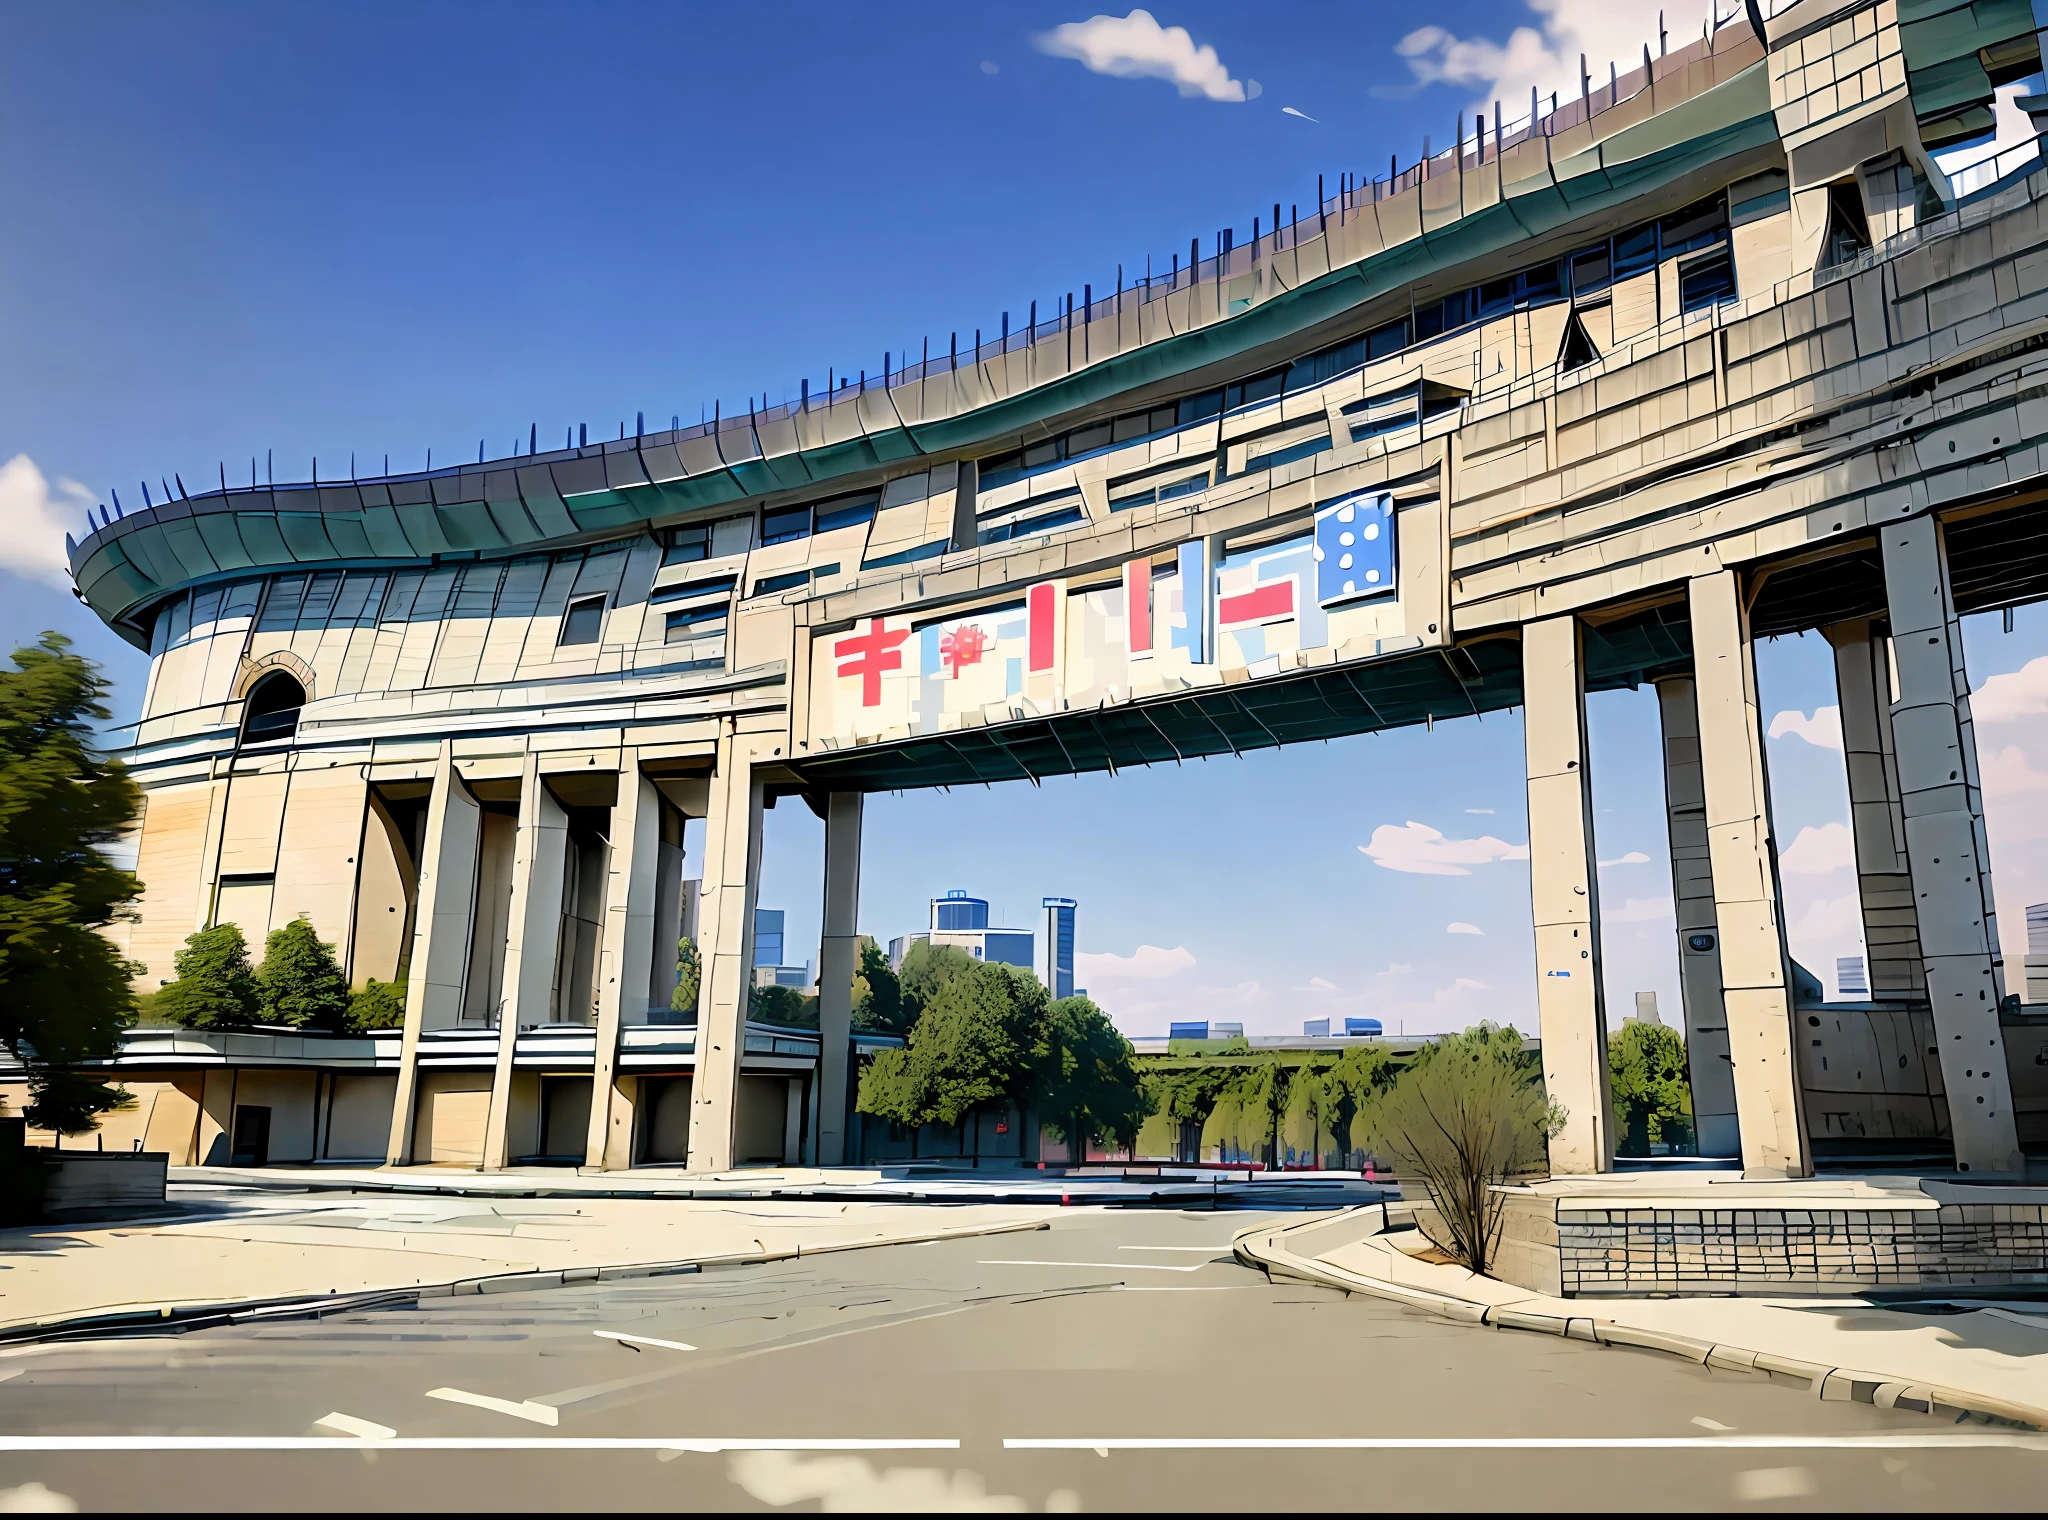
[1881,514,2021,1173]
[385,742,480,1164]
[1689,570,1811,1177]
[686,732,769,1173]
[1824,619,1926,998]
[815,791,864,1167]
[1654,676,1739,1157]
[482,756,567,1171]
[1521,615,1613,1175]
[586,758,662,1171]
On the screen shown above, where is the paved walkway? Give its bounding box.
[0,1191,1058,1334]
[1236,1204,2048,1428]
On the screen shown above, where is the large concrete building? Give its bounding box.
[55,2,2048,1175]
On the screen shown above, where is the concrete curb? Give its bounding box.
[1232,1210,2048,1432]
[0,1216,1051,1350]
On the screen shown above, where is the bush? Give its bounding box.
[347,978,407,1032]
[154,922,260,1029]
[1354,1023,1563,1275]
[750,982,814,1028]
[257,916,350,1030]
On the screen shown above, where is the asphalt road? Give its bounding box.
[0,1205,2039,1512]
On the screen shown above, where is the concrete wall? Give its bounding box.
[410,1071,492,1166]
[323,1073,396,1160]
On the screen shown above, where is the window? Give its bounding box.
[977,504,1086,545]
[1612,222,1659,279]
[1569,244,1611,296]
[1820,180,1871,269]
[750,568,810,597]
[861,539,948,571]
[662,524,711,566]
[664,604,727,644]
[240,672,305,745]
[558,594,605,646]
[1245,435,1331,474]
[760,503,812,546]
[1658,194,1727,258]
[1110,470,1210,511]
[1679,248,1737,312]
[650,573,737,605]
[813,491,879,534]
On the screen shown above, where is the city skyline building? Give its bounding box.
[1037,897,1077,1001]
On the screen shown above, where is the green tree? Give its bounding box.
[1609,1020,1693,1156]
[256,916,350,1030]
[749,982,814,1028]
[155,922,260,1030]
[1037,995,1152,1159]
[858,961,1044,1129]
[1354,1023,1563,1275]
[896,939,976,1022]
[346,978,407,1031]
[0,634,144,1131]
[851,937,906,1034]
[671,935,701,1016]
[1143,1061,1236,1160]
[1209,1053,1290,1165]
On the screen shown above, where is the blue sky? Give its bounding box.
[7,2,2047,1036]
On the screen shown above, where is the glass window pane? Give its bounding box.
[558,595,605,646]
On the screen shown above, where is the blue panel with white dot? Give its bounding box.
[1312,491,1395,606]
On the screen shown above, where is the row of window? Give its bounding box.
[641,191,1738,581]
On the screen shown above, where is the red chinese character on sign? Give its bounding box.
[939,623,988,679]
[834,617,911,707]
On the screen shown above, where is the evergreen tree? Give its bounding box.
[851,937,905,1034]
[671,935,701,1015]
[0,634,144,1130]
[1037,994,1151,1159]
[749,982,814,1028]
[256,916,350,1030]
[155,922,260,1029]
[858,961,1044,1129]
[346,978,407,1031]
[1609,1020,1693,1155]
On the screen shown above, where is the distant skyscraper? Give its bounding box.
[1836,955,1869,1000]
[1304,1018,1331,1037]
[753,909,784,968]
[1038,897,1077,999]
[923,889,1032,971]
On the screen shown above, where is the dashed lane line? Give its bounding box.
[424,1388,560,1427]
[594,1331,696,1352]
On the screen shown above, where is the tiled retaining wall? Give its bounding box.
[1557,1203,2048,1296]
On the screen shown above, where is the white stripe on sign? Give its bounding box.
[424,1388,559,1427]
[0,1450,958,1458]
[1003,1435,2048,1451]
[594,1331,696,1352]
[314,1413,396,1441]
[978,1260,1212,1273]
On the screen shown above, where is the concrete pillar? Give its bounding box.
[815,791,863,1166]
[586,758,662,1170]
[385,743,481,1164]
[685,732,769,1173]
[482,755,567,1171]
[1824,619,1926,999]
[1654,676,1739,1158]
[1880,514,2021,1173]
[1689,570,1811,1178]
[1521,615,1613,1175]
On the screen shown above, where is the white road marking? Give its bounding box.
[1692,1417,1736,1433]
[594,1331,696,1352]
[0,1450,958,1458]
[315,1413,396,1440]
[978,1259,1212,1273]
[1004,1435,2048,1450]
[424,1388,560,1427]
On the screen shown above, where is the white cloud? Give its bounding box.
[1281,106,1318,122]
[1768,705,1844,751]
[0,454,93,588]
[1780,821,1855,876]
[1074,943,1195,981]
[1972,656,2048,724]
[1599,850,1651,867]
[1359,820,1529,875]
[1035,9,1248,101]
[1392,0,1714,116]
[1447,921,1484,935]
[1603,894,1674,923]
[1300,976,1342,992]
[1466,807,1496,815]
[1983,743,2048,798]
